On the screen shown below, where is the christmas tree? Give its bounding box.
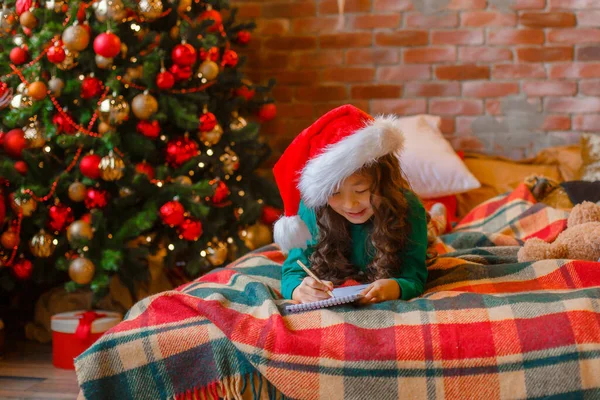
[0,0,282,302]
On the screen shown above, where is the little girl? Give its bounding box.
[273,105,428,304]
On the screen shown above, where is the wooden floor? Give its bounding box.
[0,340,80,400]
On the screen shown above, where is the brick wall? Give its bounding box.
[233,0,600,162]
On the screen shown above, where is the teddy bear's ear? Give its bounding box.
[567,201,600,228]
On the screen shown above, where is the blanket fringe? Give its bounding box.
[173,372,285,400]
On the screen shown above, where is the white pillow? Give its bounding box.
[396,115,480,198]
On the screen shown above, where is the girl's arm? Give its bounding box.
[393,191,429,300]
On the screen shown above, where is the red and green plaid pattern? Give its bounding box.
[75,184,600,400]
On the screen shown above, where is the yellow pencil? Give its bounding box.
[296,260,334,298]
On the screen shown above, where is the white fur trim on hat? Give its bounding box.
[298,115,404,209]
[273,215,312,252]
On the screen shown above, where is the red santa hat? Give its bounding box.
[272,104,405,252]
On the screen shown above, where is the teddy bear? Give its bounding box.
[517,201,600,263]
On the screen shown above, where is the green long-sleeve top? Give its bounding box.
[281,190,428,301]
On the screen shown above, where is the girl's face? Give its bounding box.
[327,173,377,224]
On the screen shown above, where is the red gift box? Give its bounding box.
[51,310,122,370]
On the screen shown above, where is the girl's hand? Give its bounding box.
[292,277,334,303]
[359,279,401,304]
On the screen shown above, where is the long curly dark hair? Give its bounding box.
[308,153,415,285]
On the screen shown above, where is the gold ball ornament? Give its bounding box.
[132,91,158,120]
[99,151,125,181]
[205,239,228,266]
[19,10,37,29]
[48,77,65,97]
[29,230,56,258]
[56,49,79,70]
[123,65,143,82]
[27,81,47,101]
[98,94,130,125]
[62,24,90,52]
[170,23,180,40]
[93,0,127,23]
[10,93,32,110]
[23,118,45,148]
[67,220,94,243]
[95,54,113,69]
[69,257,95,285]
[175,0,192,13]
[138,0,164,21]
[198,60,219,81]
[198,123,223,146]
[240,223,272,251]
[0,6,17,35]
[1,229,18,249]
[11,195,37,217]
[98,122,113,135]
[220,147,239,175]
[68,182,87,202]
[174,175,192,186]
[229,112,247,132]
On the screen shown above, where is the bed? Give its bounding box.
[74,177,600,399]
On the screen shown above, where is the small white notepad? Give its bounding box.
[285,284,369,313]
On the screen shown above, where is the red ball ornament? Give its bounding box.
[212,181,229,204]
[199,47,219,62]
[172,43,197,66]
[159,200,185,226]
[16,0,33,15]
[165,136,199,167]
[0,190,5,225]
[199,112,217,132]
[135,162,155,179]
[85,188,109,209]
[10,47,28,65]
[4,129,27,159]
[156,70,175,90]
[93,32,121,58]
[237,30,251,45]
[0,131,4,148]
[14,160,28,175]
[80,213,92,224]
[12,258,33,280]
[169,64,192,81]
[47,44,66,63]
[81,76,103,99]
[221,50,238,68]
[178,218,203,241]
[79,154,102,179]
[258,103,277,122]
[136,120,160,139]
[198,9,222,32]
[47,204,74,232]
[77,3,87,22]
[236,85,255,101]
[261,205,282,225]
[52,113,76,134]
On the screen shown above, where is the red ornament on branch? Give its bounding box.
[0,189,5,224]
[156,70,175,90]
[13,258,33,280]
[47,43,66,63]
[53,113,77,134]
[79,154,102,179]
[199,112,217,132]
[10,47,28,65]
[221,50,238,68]
[178,218,203,241]
[159,200,185,226]
[14,160,28,175]
[198,9,223,32]
[135,161,155,179]
[165,136,198,167]
[236,85,255,101]
[85,188,109,209]
[172,43,197,66]
[258,103,277,122]
[4,129,27,159]
[261,205,282,225]
[81,76,103,99]
[16,0,33,15]
[48,204,75,232]
[212,181,229,204]
[199,47,219,62]
[169,64,192,81]
[237,30,251,45]
[136,120,160,139]
[93,32,121,58]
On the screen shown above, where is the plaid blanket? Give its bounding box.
[75,183,600,399]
